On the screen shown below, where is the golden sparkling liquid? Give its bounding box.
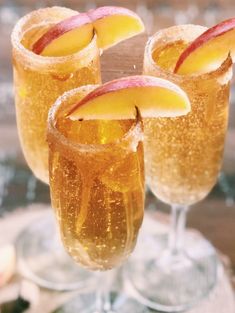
[49,116,145,270]
[144,41,230,205]
[13,23,100,183]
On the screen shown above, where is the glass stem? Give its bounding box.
[95,271,113,313]
[168,205,188,256]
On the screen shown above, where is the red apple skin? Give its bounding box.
[87,6,143,23]
[174,17,235,73]
[32,6,144,55]
[32,13,91,55]
[67,75,186,116]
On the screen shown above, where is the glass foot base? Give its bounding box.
[16,211,96,291]
[52,292,150,313]
[126,232,218,312]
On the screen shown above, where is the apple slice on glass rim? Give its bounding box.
[32,6,145,57]
[174,18,235,75]
[32,13,93,56]
[66,75,191,121]
[0,244,16,287]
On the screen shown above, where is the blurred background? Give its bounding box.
[0,0,234,278]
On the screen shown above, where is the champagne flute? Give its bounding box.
[11,6,101,290]
[47,85,148,312]
[127,24,232,312]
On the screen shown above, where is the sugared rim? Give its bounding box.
[145,24,233,82]
[47,85,143,154]
[11,6,98,69]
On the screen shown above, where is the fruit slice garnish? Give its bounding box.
[66,75,191,120]
[0,244,16,287]
[174,18,235,75]
[32,6,144,56]
[32,13,93,56]
[88,6,144,50]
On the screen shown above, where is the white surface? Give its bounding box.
[0,207,234,312]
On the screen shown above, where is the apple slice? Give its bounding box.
[0,244,16,287]
[32,13,93,56]
[67,75,191,120]
[174,18,235,75]
[88,6,145,50]
[32,6,144,56]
